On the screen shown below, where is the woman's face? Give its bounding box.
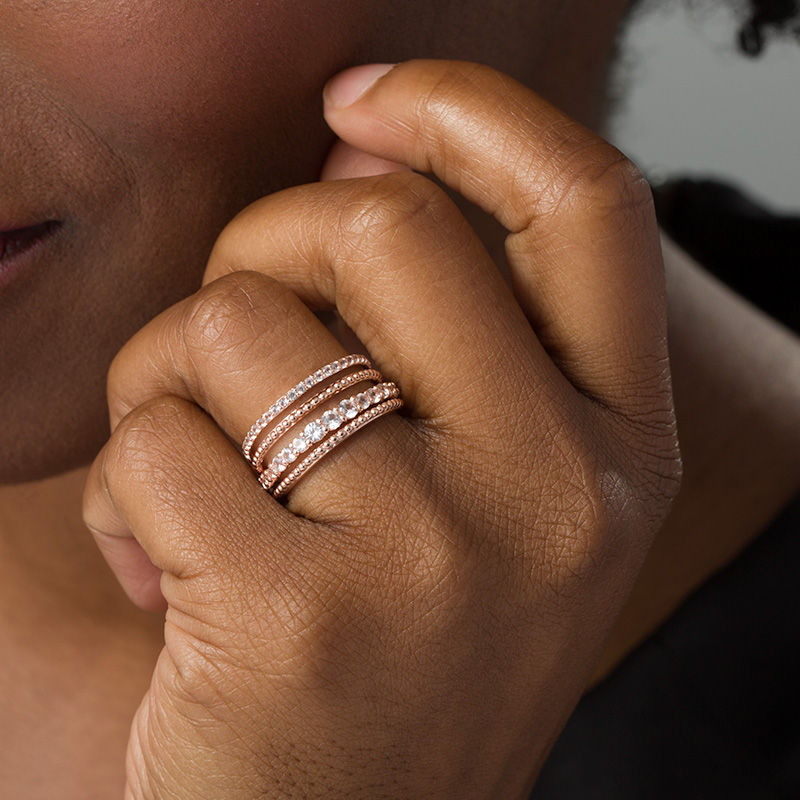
[0,0,625,483]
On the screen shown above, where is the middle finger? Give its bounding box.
[108,176,563,521]
[202,170,566,431]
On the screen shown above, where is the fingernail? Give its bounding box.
[323,63,396,109]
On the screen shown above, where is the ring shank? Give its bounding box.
[241,353,404,501]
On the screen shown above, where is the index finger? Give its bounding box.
[322,59,671,422]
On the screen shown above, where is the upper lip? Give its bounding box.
[0,219,52,234]
[0,219,62,260]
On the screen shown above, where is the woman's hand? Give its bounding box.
[82,60,681,799]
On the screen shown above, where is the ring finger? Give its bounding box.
[107,268,414,522]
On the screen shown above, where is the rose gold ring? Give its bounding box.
[241,354,404,500]
[241,353,373,465]
[267,396,404,499]
[259,381,401,490]
[251,367,383,473]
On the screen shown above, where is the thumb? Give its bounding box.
[319,137,413,181]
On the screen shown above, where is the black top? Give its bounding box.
[531,178,800,799]
[532,491,800,799]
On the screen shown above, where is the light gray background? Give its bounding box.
[609,2,799,211]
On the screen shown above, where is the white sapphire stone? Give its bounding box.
[304,420,326,442]
[339,398,359,419]
[292,436,309,453]
[321,410,342,430]
[279,446,296,464]
[356,392,370,410]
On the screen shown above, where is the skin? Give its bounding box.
[0,0,626,483]
[0,5,632,795]
[1,1,798,797]
[82,60,680,797]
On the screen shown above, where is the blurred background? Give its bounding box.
[610,1,799,212]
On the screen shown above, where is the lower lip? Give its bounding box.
[0,220,62,291]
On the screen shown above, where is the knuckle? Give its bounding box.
[335,170,455,247]
[127,656,229,797]
[107,395,194,483]
[555,421,682,587]
[546,140,654,222]
[534,432,647,594]
[180,270,293,360]
[551,451,615,581]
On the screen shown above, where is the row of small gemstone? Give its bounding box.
[269,397,404,498]
[241,353,372,462]
[250,367,382,471]
[260,383,400,487]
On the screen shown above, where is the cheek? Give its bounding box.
[9,1,376,148]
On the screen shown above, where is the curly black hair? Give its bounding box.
[737,0,800,54]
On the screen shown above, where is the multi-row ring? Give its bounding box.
[241,354,404,500]
[241,353,372,464]
[250,367,383,473]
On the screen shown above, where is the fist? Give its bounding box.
[83,59,680,799]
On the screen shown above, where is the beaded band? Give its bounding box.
[259,382,400,488]
[241,353,373,464]
[268,397,404,499]
[251,368,382,473]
